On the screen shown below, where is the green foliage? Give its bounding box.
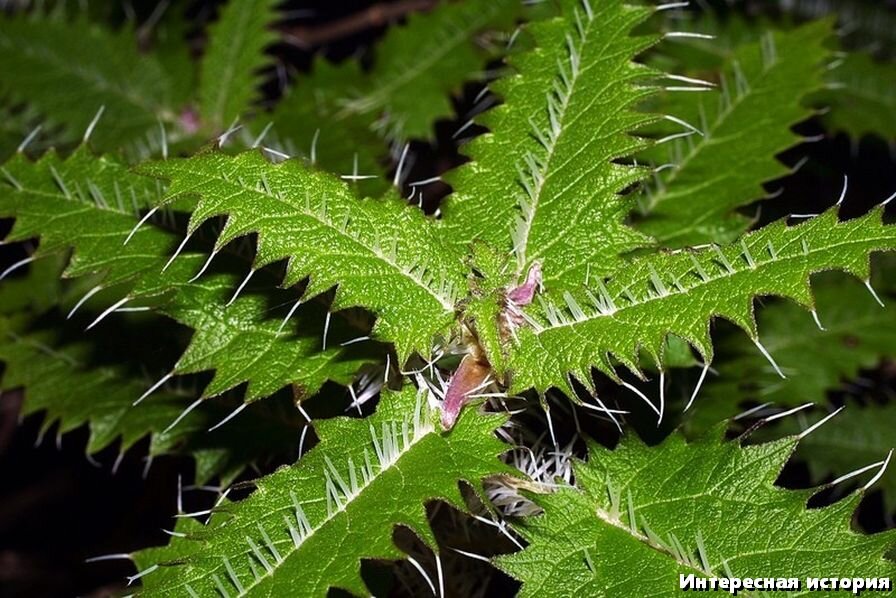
[509,208,895,396]
[0,316,192,456]
[144,151,466,362]
[444,0,656,290]
[135,386,509,596]
[692,272,896,426]
[770,403,896,512]
[1,1,896,595]
[199,0,280,132]
[0,14,178,154]
[255,0,523,199]
[816,52,896,142]
[0,259,295,485]
[338,0,521,141]
[636,21,832,247]
[773,0,896,59]
[261,58,387,197]
[500,429,896,595]
[0,148,370,401]
[0,101,58,162]
[0,317,291,484]
[647,8,896,146]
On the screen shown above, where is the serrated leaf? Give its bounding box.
[777,0,896,59]
[0,100,60,161]
[0,318,187,453]
[0,14,176,154]
[0,148,370,402]
[443,0,657,292]
[637,21,832,247]
[815,52,896,142]
[338,0,519,141]
[0,314,299,484]
[144,150,466,362]
[509,208,896,396]
[768,403,896,512]
[0,148,172,286]
[136,385,510,596]
[256,0,522,195]
[199,0,280,132]
[692,272,895,427]
[155,265,373,401]
[257,58,388,198]
[500,429,896,596]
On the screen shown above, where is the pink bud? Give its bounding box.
[440,354,491,430]
[507,262,542,306]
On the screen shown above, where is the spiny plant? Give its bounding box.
[1,0,896,596]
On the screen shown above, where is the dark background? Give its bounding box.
[1,1,895,596]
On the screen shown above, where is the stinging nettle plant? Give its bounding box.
[2,0,896,595]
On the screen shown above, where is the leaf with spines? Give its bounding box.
[0,100,60,161]
[199,0,280,132]
[0,14,176,154]
[0,317,188,454]
[0,315,298,484]
[814,51,896,142]
[153,264,374,401]
[0,148,370,402]
[767,403,896,512]
[500,429,896,596]
[337,0,520,141]
[636,21,832,247]
[256,0,523,194]
[443,0,657,291]
[691,272,896,427]
[143,150,467,362]
[776,0,896,59]
[135,385,510,596]
[509,208,896,396]
[0,241,299,485]
[647,11,895,145]
[0,148,173,288]
[257,58,388,198]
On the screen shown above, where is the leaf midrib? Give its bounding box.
[532,224,894,335]
[168,416,437,597]
[174,168,457,311]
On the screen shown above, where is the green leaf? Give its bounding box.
[0,314,297,484]
[136,385,510,596]
[443,0,657,292]
[0,100,59,161]
[636,21,832,247]
[0,317,188,454]
[0,148,370,402]
[692,272,895,426]
[338,0,520,141]
[258,58,388,198]
[500,429,896,596]
[199,0,280,132]
[0,250,299,485]
[0,148,170,287]
[770,403,896,512]
[509,208,896,396]
[155,267,373,401]
[0,14,176,154]
[256,0,522,194]
[815,51,896,142]
[776,0,896,59]
[144,150,466,362]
